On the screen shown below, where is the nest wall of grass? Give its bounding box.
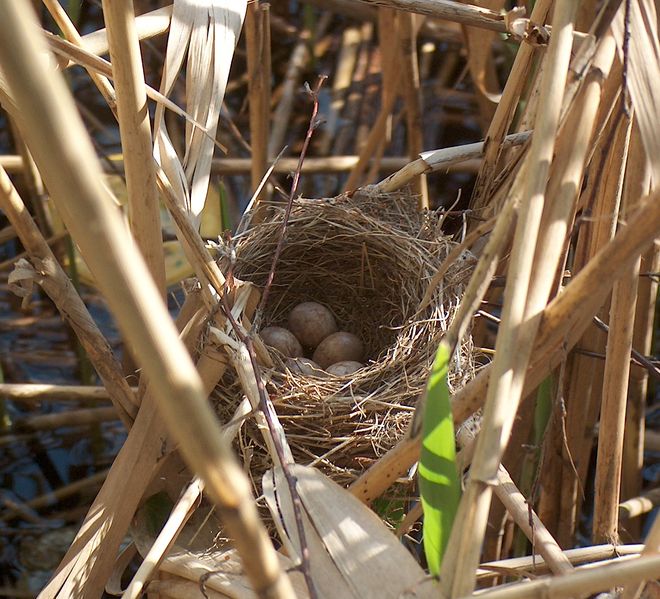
[212,191,476,487]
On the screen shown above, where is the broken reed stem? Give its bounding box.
[444,3,578,595]
[101,0,165,298]
[494,465,573,575]
[0,165,137,426]
[0,4,293,598]
[622,510,660,599]
[373,131,530,193]
[245,0,271,223]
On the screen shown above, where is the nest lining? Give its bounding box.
[212,191,475,487]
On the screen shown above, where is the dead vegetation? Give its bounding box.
[0,1,658,598]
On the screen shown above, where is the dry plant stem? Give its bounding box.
[353,0,508,32]
[470,0,552,212]
[13,407,117,431]
[0,383,135,403]
[257,77,326,326]
[122,478,204,599]
[622,510,660,599]
[444,3,578,595]
[245,1,271,221]
[374,130,531,193]
[462,553,660,599]
[352,188,660,508]
[0,5,292,599]
[102,0,166,298]
[593,129,640,544]
[619,488,660,521]
[42,0,116,108]
[493,466,573,575]
[399,13,428,207]
[477,544,642,582]
[0,165,137,426]
[0,469,108,522]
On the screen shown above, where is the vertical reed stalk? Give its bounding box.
[442,3,578,595]
[0,4,292,598]
[245,0,271,223]
[101,0,166,298]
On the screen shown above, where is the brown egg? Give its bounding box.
[288,302,338,349]
[285,357,326,377]
[326,361,364,376]
[260,326,303,358]
[313,331,364,369]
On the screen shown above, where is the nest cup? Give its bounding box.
[213,191,475,486]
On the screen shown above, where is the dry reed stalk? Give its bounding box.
[469,0,551,213]
[0,165,137,426]
[477,544,643,582]
[0,233,67,270]
[122,478,204,599]
[0,383,131,403]
[398,12,428,206]
[353,0,512,33]
[374,130,530,193]
[622,510,660,599]
[593,116,645,544]
[101,0,165,297]
[12,407,117,431]
[556,101,632,546]
[0,469,108,523]
[621,126,655,540]
[42,0,116,108]
[493,465,573,575]
[442,5,578,594]
[352,185,660,532]
[245,1,271,222]
[619,488,660,521]
[0,4,291,598]
[463,553,660,599]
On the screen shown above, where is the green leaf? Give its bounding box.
[418,341,461,576]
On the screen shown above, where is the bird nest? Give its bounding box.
[211,190,476,489]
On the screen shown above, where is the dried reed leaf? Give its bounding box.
[154,0,246,227]
[612,0,660,183]
[263,464,439,599]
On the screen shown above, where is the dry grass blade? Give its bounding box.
[154,0,246,227]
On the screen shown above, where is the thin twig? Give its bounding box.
[254,76,327,331]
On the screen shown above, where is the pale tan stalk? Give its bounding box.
[494,465,573,575]
[622,510,660,599]
[398,13,428,206]
[0,469,108,522]
[557,101,631,546]
[245,1,271,221]
[444,4,578,595]
[0,166,137,426]
[122,478,204,599]
[619,488,660,521]
[374,130,530,193]
[14,407,117,431]
[0,4,291,599]
[352,0,510,33]
[0,383,133,403]
[621,127,655,540]
[42,0,116,108]
[470,0,552,212]
[593,116,643,544]
[462,553,660,599]
[102,0,165,298]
